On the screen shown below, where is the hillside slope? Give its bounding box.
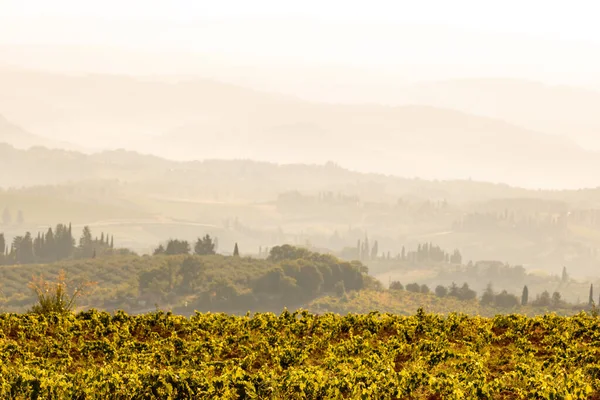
[0,114,73,150]
[0,68,597,188]
[394,78,600,150]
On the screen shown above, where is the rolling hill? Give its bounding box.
[1,68,600,188]
[393,78,600,151]
[0,113,73,150]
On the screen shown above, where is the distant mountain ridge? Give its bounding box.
[393,78,600,151]
[3,144,600,204]
[1,68,600,188]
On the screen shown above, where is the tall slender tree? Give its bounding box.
[2,207,11,225]
[521,285,529,306]
[16,210,24,225]
[590,284,595,306]
[233,243,240,257]
[370,240,379,260]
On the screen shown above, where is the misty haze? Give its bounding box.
[2,1,600,398]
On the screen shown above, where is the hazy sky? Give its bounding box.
[2,0,600,85]
[3,0,600,40]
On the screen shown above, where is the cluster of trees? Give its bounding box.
[356,237,379,262]
[434,260,529,294]
[400,243,462,264]
[390,279,578,310]
[569,209,600,228]
[1,207,24,226]
[391,281,477,301]
[452,211,566,234]
[138,244,370,312]
[344,240,462,265]
[153,235,220,256]
[0,223,115,265]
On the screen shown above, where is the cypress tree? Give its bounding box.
[521,285,529,306]
[2,207,11,225]
[233,243,240,257]
[370,240,378,260]
[590,284,595,306]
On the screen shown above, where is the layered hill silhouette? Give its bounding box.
[1,67,599,188]
[393,78,600,151]
[4,144,600,204]
[0,113,74,150]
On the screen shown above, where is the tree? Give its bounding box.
[590,284,595,306]
[405,283,421,293]
[435,285,448,297]
[400,246,406,260]
[480,283,495,306]
[79,226,94,258]
[420,284,430,294]
[334,281,346,297]
[268,245,310,262]
[12,233,34,264]
[533,290,551,307]
[54,223,75,260]
[389,281,404,290]
[194,235,216,255]
[165,239,190,255]
[452,283,476,301]
[562,266,568,283]
[153,244,166,255]
[16,210,24,225]
[233,243,240,257]
[180,256,204,292]
[370,240,378,260]
[2,207,11,225]
[448,282,459,298]
[552,291,562,308]
[521,285,529,306]
[290,263,324,298]
[44,228,55,261]
[495,290,519,308]
[450,249,462,264]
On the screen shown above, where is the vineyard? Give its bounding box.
[1,310,600,399]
